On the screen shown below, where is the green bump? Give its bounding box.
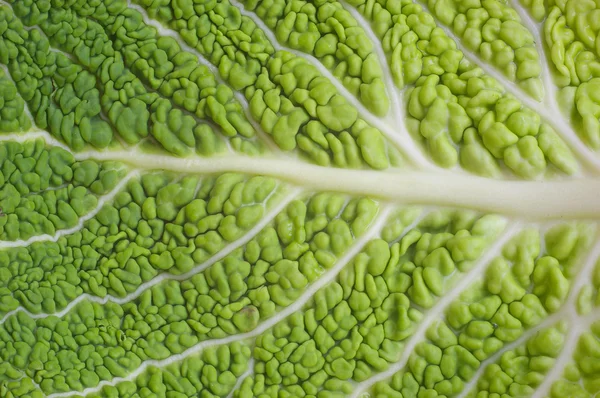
[272,109,309,150]
[358,128,389,169]
[538,125,578,175]
[232,305,260,332]
[365,239,391,276]
[316,95,358,131]
[503,136,546,178]
[481,122,519,158]
[545,224,579,261]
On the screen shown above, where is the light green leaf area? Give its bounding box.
[0,0,600,397]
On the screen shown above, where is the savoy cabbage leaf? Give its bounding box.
[0,0,599,397]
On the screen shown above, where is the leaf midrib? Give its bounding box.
[85,147,600,219]
[2,130,598,219]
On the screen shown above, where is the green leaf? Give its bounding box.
[0,0,599,397]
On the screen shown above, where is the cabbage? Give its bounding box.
[0,0,599,397]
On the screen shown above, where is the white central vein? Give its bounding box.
[44,205,394,398]
[80,149,600,219]
[414,0,600,173]
[0,170,138,250]
[3,131,600,219]
[350,223,521,397]
[0,188,300,325]
[227,0,432,170]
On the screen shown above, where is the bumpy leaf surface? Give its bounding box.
[0,0,600,397]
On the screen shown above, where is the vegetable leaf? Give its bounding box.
[0,0,599,397]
